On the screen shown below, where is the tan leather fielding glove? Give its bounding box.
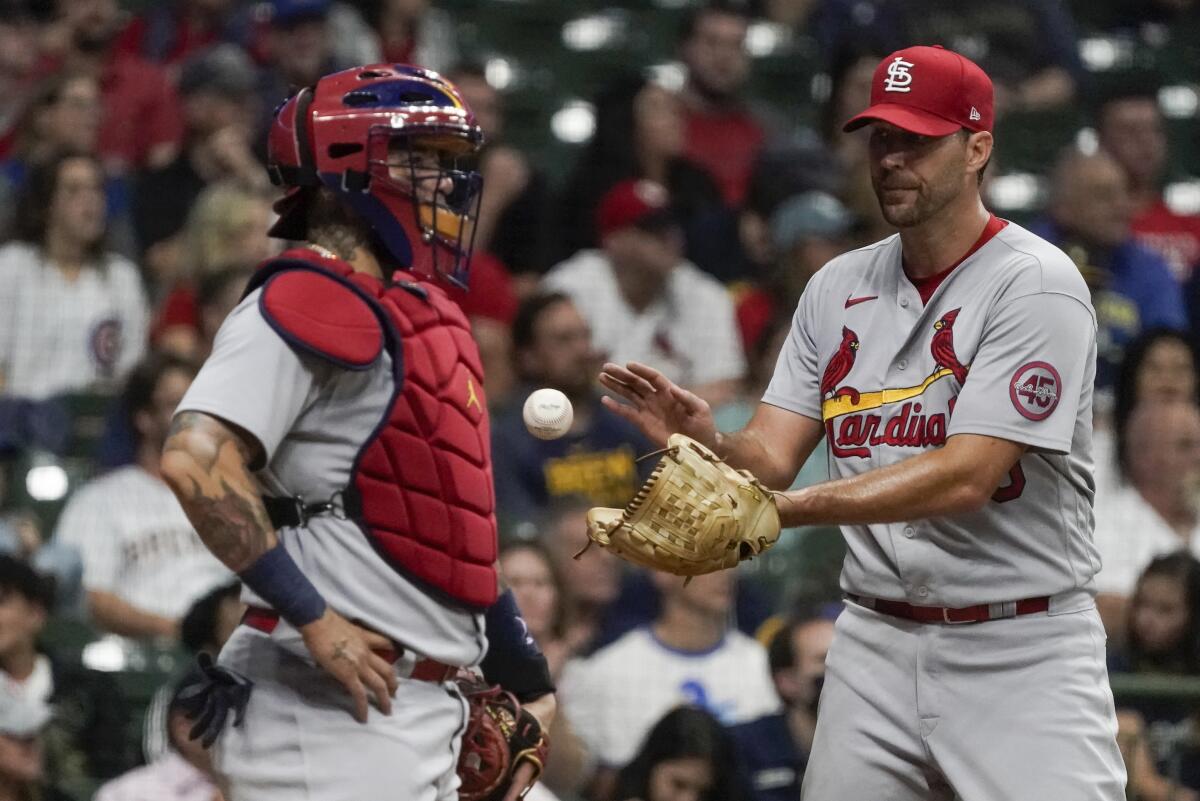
[581,433,781,577]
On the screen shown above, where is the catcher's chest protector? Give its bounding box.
[249,250,498,609]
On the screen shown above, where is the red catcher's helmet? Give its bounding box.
[267,64,484,287]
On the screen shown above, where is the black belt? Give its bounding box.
[262,491,356,528]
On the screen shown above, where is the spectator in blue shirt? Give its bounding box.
[1107,553,1200,798]
[0,71,135,256]
[728,604,839,801]
[1031,148,1186,390]
[492,292,651,532]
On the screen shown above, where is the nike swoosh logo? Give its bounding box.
[845,295,878,308]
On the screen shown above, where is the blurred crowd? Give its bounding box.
[0,0,1198,799]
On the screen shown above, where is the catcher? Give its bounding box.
[161,64,553,801]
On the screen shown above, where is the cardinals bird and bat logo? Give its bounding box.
[820,309,968,459]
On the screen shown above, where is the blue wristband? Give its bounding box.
[238,544,327,627]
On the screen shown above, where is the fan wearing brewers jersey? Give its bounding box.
[600,45,1125,800]
[56,354,230,639]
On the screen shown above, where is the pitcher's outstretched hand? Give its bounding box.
[599,362,718,450]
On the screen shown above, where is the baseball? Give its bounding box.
[523,388,574,440]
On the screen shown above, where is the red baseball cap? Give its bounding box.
[843,45,993,137]
[596,179,677,238]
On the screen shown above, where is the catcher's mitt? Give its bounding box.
[456,678,549,801]
[581,433,781,577]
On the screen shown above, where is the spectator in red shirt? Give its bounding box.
[40,0,184,175]
[0,1,49,161]
[555,73,723,265]
[359,0,460,74]
[0,70,138,256]
[1098,87,1200,283]
[678,1,767,207]
[113,0,244,69]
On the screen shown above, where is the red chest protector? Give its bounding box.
[246,249,498,609]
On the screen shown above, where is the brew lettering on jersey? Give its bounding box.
[821,309,966,460]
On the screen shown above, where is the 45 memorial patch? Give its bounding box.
[1009,362,1062,421]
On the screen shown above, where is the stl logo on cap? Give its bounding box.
[883,57,916,93]
[842,45,994,136]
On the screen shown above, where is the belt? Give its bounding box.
[846,593,1050,624]
[240,607,459,683]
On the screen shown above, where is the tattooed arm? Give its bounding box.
[160,411,398,722]
[160,411,277,571]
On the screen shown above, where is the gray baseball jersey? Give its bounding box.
[764,219,1101,608]
[177,289,486,666]
[766,220,1125,801]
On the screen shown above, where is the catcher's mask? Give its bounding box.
[267,64,484,288]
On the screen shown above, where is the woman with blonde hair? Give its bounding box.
[183,181,277,277]
[150,181,277,359]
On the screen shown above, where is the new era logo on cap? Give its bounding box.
[842,45,994,137]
